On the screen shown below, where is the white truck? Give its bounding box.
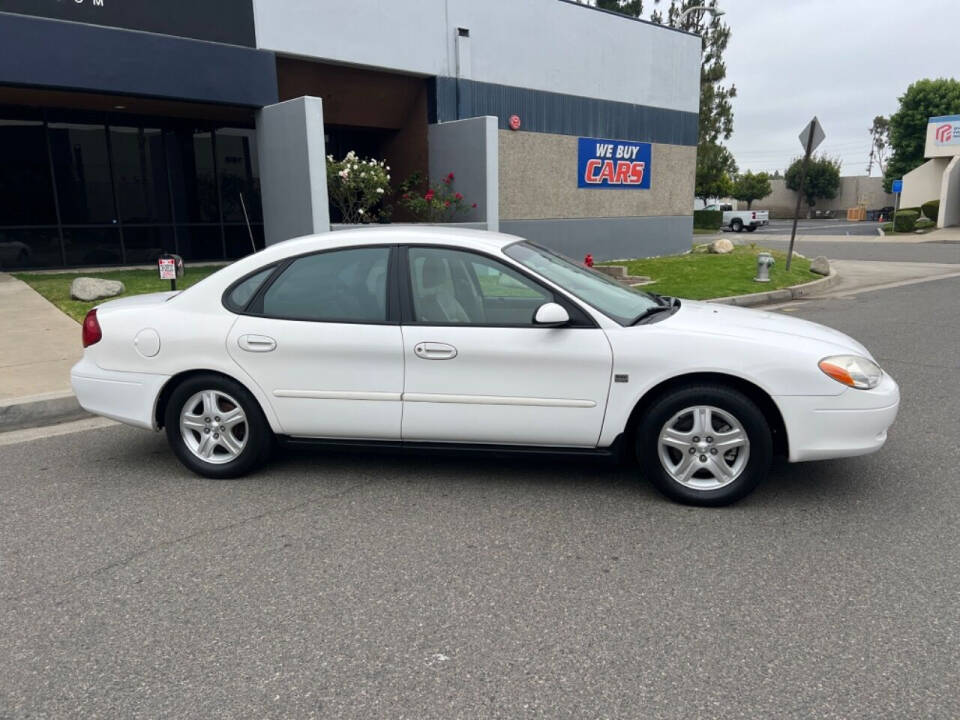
[705,204,770,233]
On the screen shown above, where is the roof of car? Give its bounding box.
[272,226,524,255]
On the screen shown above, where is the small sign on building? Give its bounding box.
[577,137,652,189]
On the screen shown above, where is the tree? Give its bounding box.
[732,171,772,209]
[867,116,889,176]
[785,155,841,208]
[885,78,960,192]
[594,0,645,16]
[696,143,737,203]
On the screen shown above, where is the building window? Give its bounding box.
[0,104,264,270]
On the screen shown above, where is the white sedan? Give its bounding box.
[71,227,899,506]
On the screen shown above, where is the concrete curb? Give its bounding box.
[0,390,90,433]
[708,267,840,308]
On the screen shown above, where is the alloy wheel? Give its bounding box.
[657,405,750,490]
[179,389,248,465]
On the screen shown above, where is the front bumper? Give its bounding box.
[775,372,900,462]
[71,356,169,430]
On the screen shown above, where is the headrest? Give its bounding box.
[421,255,446,290]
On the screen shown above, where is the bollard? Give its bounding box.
[754,252,774,283]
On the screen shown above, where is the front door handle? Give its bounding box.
[238,334,277,352]
[414,342,457,360]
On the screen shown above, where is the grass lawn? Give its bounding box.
[14,266,225,323]
[603,245,816,300]
[693,228,722,235]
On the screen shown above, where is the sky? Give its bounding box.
[716,0,960,177]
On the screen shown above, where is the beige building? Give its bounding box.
[900,115,960,227]
[744,176,894,219]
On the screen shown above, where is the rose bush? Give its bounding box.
[398,172,477,223]
[325,151,391,224]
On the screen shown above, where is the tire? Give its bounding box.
[746,225,757,232]
[164,373,273,479]
[636,384,772,506]
[731,219,744,232]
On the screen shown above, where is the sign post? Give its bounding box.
[786,117,826,271]
[890,178,903,233]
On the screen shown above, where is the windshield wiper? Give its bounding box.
[629,305,673,325]
[629,296,679,325]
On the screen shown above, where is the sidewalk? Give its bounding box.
[0,273,87,430]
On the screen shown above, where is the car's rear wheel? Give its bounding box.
[164,374,272,479]
[637,384,772,506]
[746,225,757,232]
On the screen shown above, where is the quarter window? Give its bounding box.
[225,266,275,312]
[261,247,390,322]
[407,247,551,325]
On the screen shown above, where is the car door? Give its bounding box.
[399,245,613,447]
[226,245,403,439]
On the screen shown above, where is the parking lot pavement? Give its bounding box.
[742,219,884,237]
[1,276,959,719]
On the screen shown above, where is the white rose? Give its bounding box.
[376,187,384,194]
[358,208,365,215]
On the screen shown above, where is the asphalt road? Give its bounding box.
[2,276,959,718]
[734,219,884,237]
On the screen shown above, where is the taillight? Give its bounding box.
[82,309,102,348]
[751,211,757,219]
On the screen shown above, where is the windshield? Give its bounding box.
[504,242,661,325]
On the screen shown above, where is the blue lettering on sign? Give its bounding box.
[577,137,652,189]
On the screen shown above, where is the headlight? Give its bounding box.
[818,355,883,390]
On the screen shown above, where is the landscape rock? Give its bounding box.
[709,238,734,254]
[810,256,831,276]
[70,277,125,302]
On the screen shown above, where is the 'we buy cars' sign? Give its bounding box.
[577,137,652,189]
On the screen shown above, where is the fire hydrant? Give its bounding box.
[584,253,594,268]
[754,252,774,282]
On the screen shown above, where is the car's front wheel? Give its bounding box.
[164,374,272,479]
[637,384,772,506]
[731,219,744,232]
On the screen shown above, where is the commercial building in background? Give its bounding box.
[899,116,960,227]
[0,0,700,270]
[757,176,895,219]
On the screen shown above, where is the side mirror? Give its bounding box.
[534,302,570,327]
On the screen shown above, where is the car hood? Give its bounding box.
[660,300,872,358]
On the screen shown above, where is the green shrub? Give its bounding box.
[897,206,921,215]
[893,209,919,233]
[693,209,722,230]
[915,217,935,230]
[921,199,939,221]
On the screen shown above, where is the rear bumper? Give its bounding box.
[70,356,169,430]
[775,373,900,462]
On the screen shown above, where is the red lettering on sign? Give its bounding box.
[598,160,616,183]
[584,158,603,183]
[583,159,647,186]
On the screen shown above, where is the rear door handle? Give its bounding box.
[414,342,457,360]
[238,334,277,352]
